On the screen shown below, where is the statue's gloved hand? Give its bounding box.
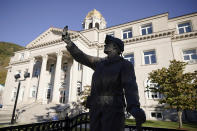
[129,107,146,125]
[62,26,72,46]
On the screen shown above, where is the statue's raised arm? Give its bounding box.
[62,26,100,70]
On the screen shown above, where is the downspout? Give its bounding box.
[170,30,175,60]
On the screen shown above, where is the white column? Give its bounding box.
[37,55,48,103]
[23,57,35,102]
[68,59,78,102]
[52,51,63,103]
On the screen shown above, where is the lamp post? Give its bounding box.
[11,72,30,124]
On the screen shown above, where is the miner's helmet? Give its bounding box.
[105,35,124,53]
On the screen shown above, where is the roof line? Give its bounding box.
[104,12,169,29]
[169,11,197,19]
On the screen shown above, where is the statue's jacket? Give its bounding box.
[66,43,140,112]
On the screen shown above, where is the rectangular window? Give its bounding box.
[178,22,192,34]
[141,24,152,35]
[49,64,55,73]
[124,53,135,65]
[144,50,156,64]
[123,29,132,39]
[107,32,114,37]
[183,49,197,63]
[146,88,162,99]
[30,86,37,98]
[59,90,66,103]
[20,53,25,61]
[63,63,68,71]
[151,112,162,119]
[146,79,162,99]
[46,87,51,99]
[33,67,40,77]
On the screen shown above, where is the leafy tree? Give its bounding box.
[147,60,197,128]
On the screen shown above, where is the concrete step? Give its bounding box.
[0,105,14,125]
[0,114,12,117]
[0,114,12,124]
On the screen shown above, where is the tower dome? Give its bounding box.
[85,9,103,19]
[82,9,106,30]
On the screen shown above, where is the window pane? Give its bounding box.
[191,54,197,59]
[123,33,127,39]
[151,55,156,63]
[186,26,192,32]
[142,24,151,28]
[145,56,150,64]
[178,23,185,27]
[47,89,51,99]
[184,49,195,54]
[144,51,155,55]
[128,32,132,38]
[184,55,190,60]
[183,50,196,54]
[151,113,156,117]
[148,27,152,34]
[157,113,162,118]
[179,28,184,34]
[142,29,146,35]
[144,51,149,55]
[178,23,190,27]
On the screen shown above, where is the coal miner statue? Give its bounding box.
[62,26,146,131]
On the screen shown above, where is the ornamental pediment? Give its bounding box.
[26,27,77,49]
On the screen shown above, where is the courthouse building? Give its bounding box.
[2,9,197,122]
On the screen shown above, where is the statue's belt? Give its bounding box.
[89,95,124,105]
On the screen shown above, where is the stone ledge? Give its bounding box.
[172,30,197,41]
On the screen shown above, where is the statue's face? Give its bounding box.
[104,42,119,55]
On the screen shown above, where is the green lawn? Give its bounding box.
[125,119,197,131]
[1,120,197,131]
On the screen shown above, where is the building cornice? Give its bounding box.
[172,30,197,42]
[97,29,175,49]
[123,29,174,45]
[10,59,30,65]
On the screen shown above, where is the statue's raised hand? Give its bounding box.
[62,26,72,45]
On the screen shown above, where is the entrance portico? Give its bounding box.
[27,50,72,104]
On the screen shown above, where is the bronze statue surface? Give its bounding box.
[62,26,146,131]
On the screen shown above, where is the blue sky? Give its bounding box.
[0,0,197,47]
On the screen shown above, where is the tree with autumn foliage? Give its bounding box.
[147,60,197,128]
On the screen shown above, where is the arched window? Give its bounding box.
[145,79,162,99]
[95,23,99,29]
[89,23,93,29]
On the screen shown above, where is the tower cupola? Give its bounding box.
[82,9,106,30]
